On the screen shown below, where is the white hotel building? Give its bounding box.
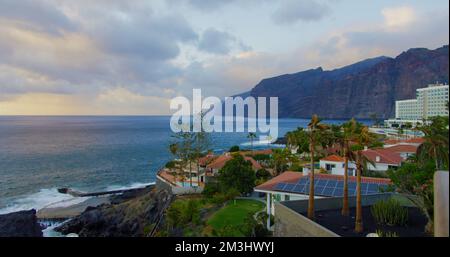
[385,83,449,128]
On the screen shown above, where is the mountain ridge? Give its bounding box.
[242,45,449,119]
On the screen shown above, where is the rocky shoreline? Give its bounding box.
[0,209,43,237]
[54,188,171,237]
[0,184,171,237]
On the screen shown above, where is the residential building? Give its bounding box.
[306,147,403,176]
[205,152,262,175]
[362,148,403,171]
[383,144,418,160]
[319,155,356,176]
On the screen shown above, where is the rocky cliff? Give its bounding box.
[0,209,43,237]
[245,45,449,119]
[55,189,171,237]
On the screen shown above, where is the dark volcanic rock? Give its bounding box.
[246,45,449,119]
[0,209,43,237]
[55,189,171,237]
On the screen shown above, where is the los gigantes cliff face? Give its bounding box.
[246,45,449,119]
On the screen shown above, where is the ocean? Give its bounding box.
[0,116,368,214]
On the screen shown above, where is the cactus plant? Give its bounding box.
[371,198,408,226]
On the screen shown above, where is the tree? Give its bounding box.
[218,154,256,195]
[192,117,211,186]
[247,132,257,152]
[271,148,292,175]
[285,127,309,154]
[387,161,436,233]
[353,126,377,233]
[307,115,329,220]
[170,131,195,186]
[229,145,240,152]
[340,119,360,216]
[256,168,271,180]
[416,116,449,170]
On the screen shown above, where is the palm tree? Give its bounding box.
[341,119,359,216]
[307,115,329,220]
[247,132,257,153]
[353,126,377,233]
[416,117,449,170]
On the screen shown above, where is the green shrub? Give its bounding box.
[229,145,240,152]
[376,229,399,237]
[202,183,220,198]
[210,193,227,204]
[256,169,271,180]
[289,163,303,172]
[371,198,408,226]
[253,154,271,161]
[165,160,176,169]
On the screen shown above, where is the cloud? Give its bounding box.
[272,0,332,25]
[184,0,235,11]
[0,0,200,103]
[198,28,249,55]
[90,14,197,61]
[0,1,448,115]
[382,6,416,30]
[0,0,76,35]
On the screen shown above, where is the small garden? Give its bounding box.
[205,199,265,236]
[157,154,269,237]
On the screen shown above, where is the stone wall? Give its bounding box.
[274,203,338,237]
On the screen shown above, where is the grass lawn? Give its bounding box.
[206,199,265,236]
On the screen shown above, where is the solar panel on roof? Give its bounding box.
[367,183,378,192]
[293,184,305,193]
[322,187,335,196]
[333,188,343,197]
[284,183,295,192]
[327,180,337,187]
[297,179,307,186]
[275,176,390,198]
[363,183,370,190]
[274,183,287,191]
[315,186,325,195]
[317,179,328,186]
[349,189,356,196]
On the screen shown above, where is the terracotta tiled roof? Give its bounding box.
[158,169,178,187]
[206,154,262,170]
[384,144,418,154]
[384,138,425,145]
[242,149,273,156]
[255,172,391,192]
[362,148,403,165]
[255,171,303,191]
[198,154,216,166]
[321,154,344,162]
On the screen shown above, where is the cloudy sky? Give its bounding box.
[0,0,448,115]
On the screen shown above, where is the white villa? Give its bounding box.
[254,172,392,229]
